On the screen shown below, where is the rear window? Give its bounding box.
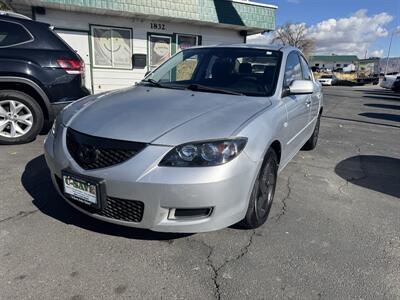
[0,20,33,47]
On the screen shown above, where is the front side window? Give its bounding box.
[92,26,132,69]
[284,52,302,86]
[0,20,33,48]
[144,48,282,97]
[300,56,312,80]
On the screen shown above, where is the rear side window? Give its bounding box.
[0,20,33,48]
[284,52,302,86]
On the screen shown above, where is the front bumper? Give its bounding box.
[44,127,258,233]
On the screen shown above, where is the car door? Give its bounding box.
[299,55,318,122]
[281,52,311,158]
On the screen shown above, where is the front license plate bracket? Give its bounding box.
[61,170,106,210]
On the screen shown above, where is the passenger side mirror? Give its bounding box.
[284,80,314,96]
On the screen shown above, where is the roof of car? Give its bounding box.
[189,43,298,53]
[0,10,31,20]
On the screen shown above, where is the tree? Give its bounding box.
[0,1,11,10]
[272,23,315,57]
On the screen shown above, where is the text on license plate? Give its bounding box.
[63,175,97,205]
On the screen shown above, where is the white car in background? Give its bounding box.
[318,75,338,86]
[380,74,399,89]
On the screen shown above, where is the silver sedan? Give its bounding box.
[44,44,323,233]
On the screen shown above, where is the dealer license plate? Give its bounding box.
[63,174,98,206]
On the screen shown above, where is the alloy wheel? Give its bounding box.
[255,161,276,220]
[0,100,33,138]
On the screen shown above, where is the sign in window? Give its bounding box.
[92,26,132,69]
[176,34,198,52]
[148,35,171,70]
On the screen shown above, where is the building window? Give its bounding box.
[176,34,199,52]
[148,34,172,70]
[91,26,132,69]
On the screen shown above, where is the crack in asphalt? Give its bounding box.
[0,209,39,224]
[189,230,256,300]
[275,174,293,222]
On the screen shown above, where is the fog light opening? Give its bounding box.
[168,207,213,220]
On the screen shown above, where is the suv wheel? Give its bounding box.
[0,90,44,145]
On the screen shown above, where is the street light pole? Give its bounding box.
[384,30,394,76]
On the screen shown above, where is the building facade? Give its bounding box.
[5,0,276,93]
[309,55,359,71]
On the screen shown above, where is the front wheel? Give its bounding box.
[0,90,44,145]
[302,113,321,151]
[240,148,278,229]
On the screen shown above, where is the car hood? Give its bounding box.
[66,86,271,145]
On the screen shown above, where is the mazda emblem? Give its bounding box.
[78,145,99,164]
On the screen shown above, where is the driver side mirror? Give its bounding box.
[283,80,314,97]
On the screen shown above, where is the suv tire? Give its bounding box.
[0,90,44,145]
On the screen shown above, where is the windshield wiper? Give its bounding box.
[186,84,243,96]
[140,78,164,87]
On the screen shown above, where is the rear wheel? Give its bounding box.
[0,90,44,145]
[240,148,278,229]
[302,113,321,151]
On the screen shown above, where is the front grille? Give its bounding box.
[55,175,144,223]
[97,197,144,222]
[66,128,147,170]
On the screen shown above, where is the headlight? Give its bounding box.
[51,118,57,135]
[159,138,247,167]
[51,116,62,136]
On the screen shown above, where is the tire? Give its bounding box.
[0,90,44,145]
[240,148,278,229]
[302,113,321,151]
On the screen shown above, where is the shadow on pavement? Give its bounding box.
[21,155,191,241]
[363,95,400,102]
[322,115,400,129]
[364,103,400,110]
[359,112,400,123]
[354,89,400,97]
[335,155,400,198]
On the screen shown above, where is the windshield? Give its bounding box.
[321,75,333,79]
[142,48,282,97]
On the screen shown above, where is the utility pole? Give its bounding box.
[384,30,394,76]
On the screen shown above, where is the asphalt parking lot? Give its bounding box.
[1,86,399,299]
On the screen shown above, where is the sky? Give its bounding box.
[249,0,400,58]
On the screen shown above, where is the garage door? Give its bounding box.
[56,29,93,92]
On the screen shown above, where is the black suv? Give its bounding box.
[0,11,90,144]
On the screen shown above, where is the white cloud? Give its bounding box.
[247,33,273,44]
[307,9,393,57]
[247,10,393,58]
[369,49,384,58]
